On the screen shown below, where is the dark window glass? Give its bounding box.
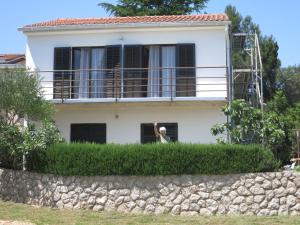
[176,44,196,97]
[123,45,146,97]
[70,123,106,144]
[105,45,121,98]
[141,123,178,144]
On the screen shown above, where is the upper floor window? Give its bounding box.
[53,44,195,99]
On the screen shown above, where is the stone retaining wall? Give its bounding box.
[0,168,300,215]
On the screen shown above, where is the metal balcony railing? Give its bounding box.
[36,66,228,102]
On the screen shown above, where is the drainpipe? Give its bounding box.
[225,24,232,143]
[22,116,28,171]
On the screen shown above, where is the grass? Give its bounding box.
[1,201,300,225]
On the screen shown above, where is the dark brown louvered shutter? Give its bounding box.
[176,44,196,97]
[123,45,145,98]
[105,45,121,98]
[70,123,106,144]
[53,47,71,99]
[140,123,178,144]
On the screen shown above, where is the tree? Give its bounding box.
[277,65,300,105]
[99,0,208,17]
[261,36,281,100]
[0,68,63,170]
[224,5,242,33]
[225,5,280,101]
[211,91,299,164]
[0,68,54,125]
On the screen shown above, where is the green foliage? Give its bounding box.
[23,121,65,153]
[98,0,208,17]
[212,99,262,144]
[212,92,299,164]
[277,65,300,105]
[0,120,64,170]
[29,143,278,176]
[260,36,281,100]
[24,120,65,171]
[0,68,61,170]
[225,5,242,34]
[0,68,54,125]
[0,120,23,169]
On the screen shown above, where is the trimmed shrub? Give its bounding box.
[28,143,279,176]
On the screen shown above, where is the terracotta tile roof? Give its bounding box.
[24,14,229,28]
[0,54,25,64]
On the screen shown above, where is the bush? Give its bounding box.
[0,120,64,170]
[212,92,300,165]
[29,143,279,176]
[25,120,65,171]
[0,121,23,169]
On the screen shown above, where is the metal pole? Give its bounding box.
[22,116,28,171]
[254,35,259,108]
[61,71,64,103]
[170,68,173,101]
[255,34,265,145]
[225,25,232,143]
[297,130,300,159]
[250,46,254,106]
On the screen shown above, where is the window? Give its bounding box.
[140,44,195,98]
[53,47,71,99]
[141,123,178,144]
[53,44,195,99]
[70,123,106,143]
[176,44,196,97]
[53,46,121,99]
[72,46,121,99]
[123,45,146,97]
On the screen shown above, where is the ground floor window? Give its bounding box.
[140,123,178,143]
[70,123,106,144]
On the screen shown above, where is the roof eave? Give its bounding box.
[19,20,231,33]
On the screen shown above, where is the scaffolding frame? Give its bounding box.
[231,32,264,112]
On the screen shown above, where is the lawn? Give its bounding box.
[1,201,300,225]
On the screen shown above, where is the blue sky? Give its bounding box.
[1,0,299,67]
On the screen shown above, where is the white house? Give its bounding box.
[19,14,232,144]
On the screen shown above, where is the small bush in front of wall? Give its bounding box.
[28,143,279,176]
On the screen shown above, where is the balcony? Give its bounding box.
[38,66,228,104]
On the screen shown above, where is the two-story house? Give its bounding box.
[19,14,231,144]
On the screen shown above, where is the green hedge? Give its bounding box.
[28,143,279,176]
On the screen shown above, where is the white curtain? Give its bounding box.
[161,46,176,97]
[78,48,90,98]
[147,46,160,97]
[91,48,105,98]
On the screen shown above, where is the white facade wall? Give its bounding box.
[25,26,228,100]
[54,103,226,144]
[24,24,229,143]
